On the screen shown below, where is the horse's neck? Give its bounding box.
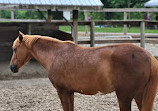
[31,39,60,71]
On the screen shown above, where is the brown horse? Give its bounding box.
[10,32,158,111]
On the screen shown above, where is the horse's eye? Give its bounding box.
[13,48,16,52]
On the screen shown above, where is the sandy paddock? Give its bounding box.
[0,78,157,111]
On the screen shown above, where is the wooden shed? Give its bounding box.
[0,0,103,61]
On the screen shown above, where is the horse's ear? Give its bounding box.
[19,31,24,36]
[19,31,24,43]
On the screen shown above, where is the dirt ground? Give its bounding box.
[0,78,157,111]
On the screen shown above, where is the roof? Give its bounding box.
[0,0,103,10]
[144,0,158,7]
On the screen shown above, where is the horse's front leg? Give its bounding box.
[57,89,74,111]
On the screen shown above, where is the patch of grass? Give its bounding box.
[59,26,158,33]
[59,26,87,32]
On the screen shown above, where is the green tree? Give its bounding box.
[78,12,84,20]
[14,10,46,19]
[0,10,11,18]
[100,0,149,20]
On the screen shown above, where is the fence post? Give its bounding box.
[47,9,52,22]
[26,24,31,35]
[11,10,14,20]
[90,21,95,47]
[140,21,145,48]
[84,11,88,35]
[123,12,127,35]
[72,10,78,44]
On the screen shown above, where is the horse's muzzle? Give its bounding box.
[10,64,18,73]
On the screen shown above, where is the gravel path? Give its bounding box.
[0,78,157,111]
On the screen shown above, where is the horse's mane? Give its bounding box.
[14,35,69,49]
[24,35,63,48]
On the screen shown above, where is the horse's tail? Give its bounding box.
[141,56,158,111]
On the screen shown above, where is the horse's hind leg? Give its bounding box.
[134,86,157,111]
[134,92,143,110]
[57,89,74,111]
[134,78,158,111]
[138,79,158,111]
[116,90,134,111]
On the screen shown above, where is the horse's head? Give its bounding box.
[10,31,32,73]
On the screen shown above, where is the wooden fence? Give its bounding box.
[0,19,158,48]
[76,20,158,48]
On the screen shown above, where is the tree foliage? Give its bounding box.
[0,10,11,18]
[100,0,150,20]
[101,0,149,8]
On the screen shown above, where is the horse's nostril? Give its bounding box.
[10,64,18,73]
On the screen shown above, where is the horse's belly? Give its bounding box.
[74,73,115,95]
[71,63,115,95]
[75,83,115,95]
